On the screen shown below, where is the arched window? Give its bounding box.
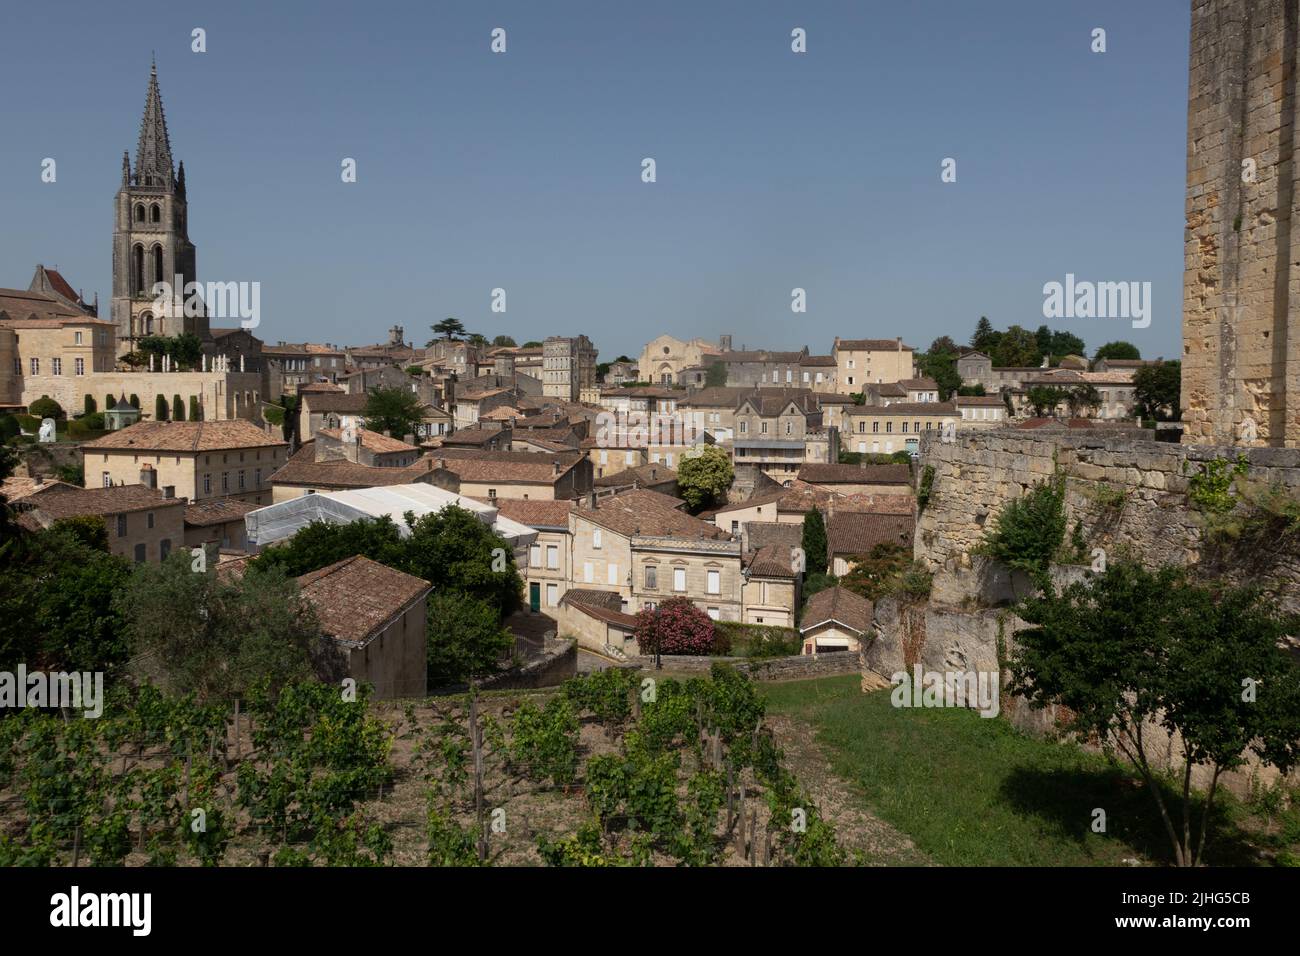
[134,204,145,222]
[141,312,154,336]
[131,245,144,295]
[150,204,161,223]
[152,244,165,290]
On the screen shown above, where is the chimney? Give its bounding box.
[436,457,446,470]
[553,459,561,476]
[404,433,414,446]
[896,337,902,351]
[587,490,597,509]
[140,465,156,489]
[383,429,391,438]
[33,474,43,487]
[163,485,174,499]
[740,524,750,554]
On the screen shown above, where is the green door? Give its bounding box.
[529,582,541,612]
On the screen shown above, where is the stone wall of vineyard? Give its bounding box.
[628,651,860,680]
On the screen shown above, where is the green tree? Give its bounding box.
[467,333,489,348]
[430,318,467,342]
[676,446,734,511]
[927,336,958,356]
[971,316,999,353]
[491,335,517,348]
[172,394,185,421]
[978,472,1066,578]
[1026,385,1066,417]
[0,524,132,674]
[28,397,64,420]
[956,383,986,396]
[991,325,1039,368]
[1009,561,1300,867]
[1049,330,1086,361]
[117,555,329,700]
[189,395,201,421]
[251,516,406,578]
[1093,341,1142,365]
[83,395,97,415]
[1065,384,1101,416]
[915,349,962,400]
[1133,361,1180,421]
[426,592,514,688]
[155,395,168,421]
[363,386,423,439]
[800,509,827,575]
[704,362,728,387]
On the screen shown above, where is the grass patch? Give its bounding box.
[760,675,1264,867]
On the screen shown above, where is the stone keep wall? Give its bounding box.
[915,430,1300,612]
[1183,0,1300,447]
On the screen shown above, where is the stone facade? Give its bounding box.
[1183,0,1300,447]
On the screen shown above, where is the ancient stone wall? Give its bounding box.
[1183,0,1300,447]
[915,430,1300,612]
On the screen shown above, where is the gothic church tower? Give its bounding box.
[111,60,206,356]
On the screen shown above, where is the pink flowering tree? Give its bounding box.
[634,597,717,656]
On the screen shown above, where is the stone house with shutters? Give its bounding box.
[15,481,186,564]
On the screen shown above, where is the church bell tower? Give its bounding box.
[111,59,206,357]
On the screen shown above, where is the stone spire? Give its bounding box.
[133,59,175,190]
[121,151,130,186]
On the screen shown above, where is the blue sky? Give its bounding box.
[0,0,1190,361]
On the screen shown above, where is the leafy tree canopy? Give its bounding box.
[676,446,734,511]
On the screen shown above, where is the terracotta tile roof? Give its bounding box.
[296,555,431,648]
[474,497,573,529]
[835,338,914,351]
[81,420,286,453]
[304,343,345,355]
[0,477,76,502]
[303,392,368,413]
[425,449,582,484]
[318,427,419,454]
[593,463,676,488]
[20,483,182,520]
[745,543,796,578]
[184,497,259,527]
[299,383,346,394]
[582,488,723,539]
[739,390,820,417]
[744,520,802,551]
[798,463,911,485]
[849,401,957,417]
[514,436,578,453]
[801,355,837,366]
[899,378,939,390]
[678,386,753,408]
[270,442,439,489]
[0,287,102,322]
[800,586,874,635]
[440,427,508,446]
[826,512,914,556]
[954,395,1007,406]
[561,589,638,628]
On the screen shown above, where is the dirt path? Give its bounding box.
[766,713,933,866]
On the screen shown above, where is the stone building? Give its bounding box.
[542,335,597,401]
[112,61,205,355]
[1183,0,1300,447]
[832,338,916,393]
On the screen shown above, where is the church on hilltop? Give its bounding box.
[0,62,264,423]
